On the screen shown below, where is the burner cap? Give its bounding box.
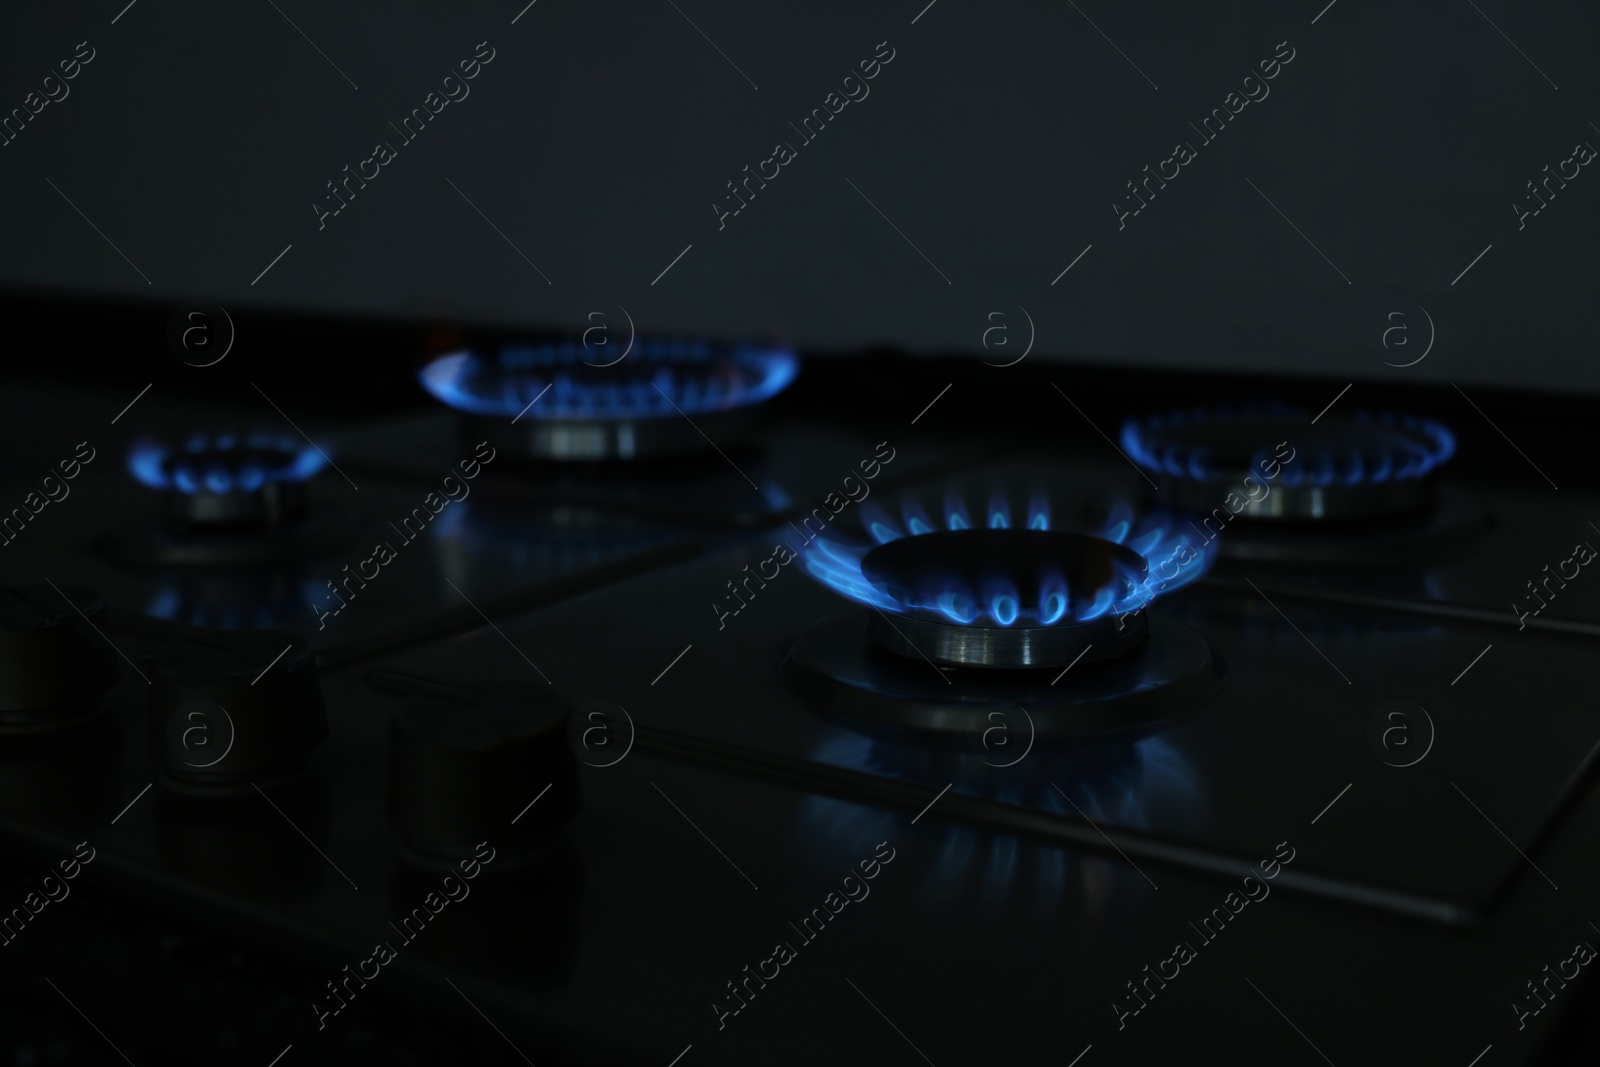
[1121,408,1455,520]
[419,337,798,461]
[859,529,1147,668]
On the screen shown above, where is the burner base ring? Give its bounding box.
[865,609,1143,669]
[786,610,1219,738]
[468,408,758,462]
[1204,488,1487,565]
[1160,471,1437,521]
[164,480,309,527]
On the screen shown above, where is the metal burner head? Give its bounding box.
[419,337,799,462]
[859,528,1148,668]
[128,434,327,527]
[803,488,1217,670]
[1121,407,1456,521]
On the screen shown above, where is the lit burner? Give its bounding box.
[419,337,799,461]
[802,490,1215,669]
[128,433,327,526]
[105,433,350,568]
[1121,406,1456,520]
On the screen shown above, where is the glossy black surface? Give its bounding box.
[0,373,1597,1065]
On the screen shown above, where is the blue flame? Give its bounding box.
[128,434,328,494]
[802,490,1217,627]
[1121,406,1455,486]
[418,338,799,420]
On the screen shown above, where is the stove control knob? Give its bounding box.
[0,585,120,728]
[146,630,325,786]
[387,682,580,867]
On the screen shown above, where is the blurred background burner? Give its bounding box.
[1121,407,1487,564]
[419,335,799,462]
[129,433,327,527]
[105,433,353,567]
[1121,406,1456,521]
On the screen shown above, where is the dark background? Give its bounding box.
[1,0,1596,392]
[1,5,1599,1063]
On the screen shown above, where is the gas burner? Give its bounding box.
[1121,406,1456,521]
[419,336,798,461]
[802,490,1214,669]
[129,433,326,526]
[788,489,1220,735]
[104,434,354,568]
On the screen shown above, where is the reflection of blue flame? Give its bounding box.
[801,489,1216,626]
[431,499,693,582]
[128,434,327,494]
[145,574,327,629]
[1121,406,1455,486]
[799,731,1203,913]
[809,731,1202,828]
[418,339,799,419]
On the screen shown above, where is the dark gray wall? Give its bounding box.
[1,1,1596,390]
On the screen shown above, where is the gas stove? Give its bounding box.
[1,351,1597,1067]
[7,0,1600,1057]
